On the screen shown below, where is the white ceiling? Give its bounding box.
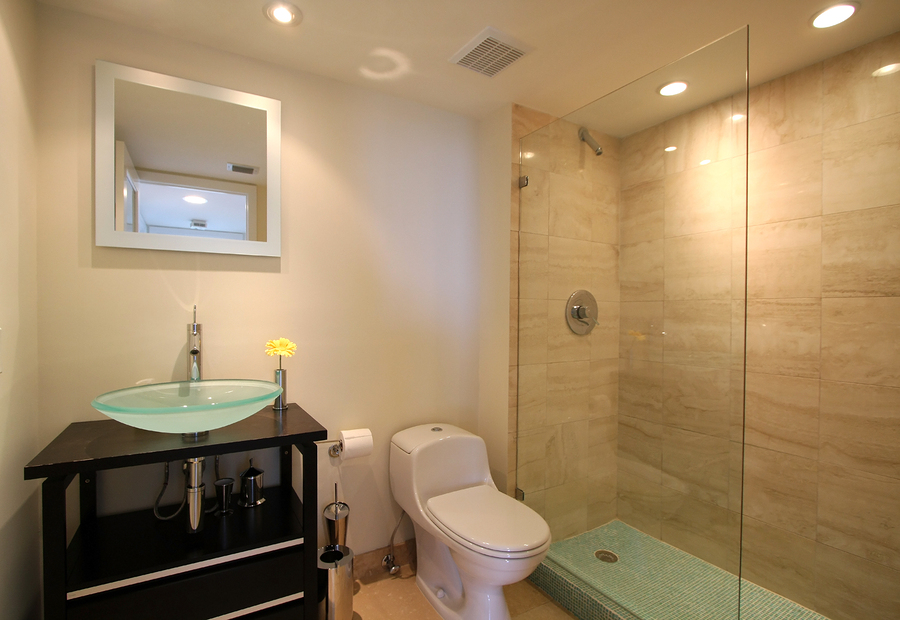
[39,0,900,119]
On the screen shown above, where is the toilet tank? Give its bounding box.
[390,424,494,513]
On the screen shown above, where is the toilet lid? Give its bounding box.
[425,485,550,555]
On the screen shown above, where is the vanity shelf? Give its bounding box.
[25,403,327,620]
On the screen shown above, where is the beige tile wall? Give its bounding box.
[616,89,747,575]
[742,31,900,620]
[508,30,900,620]
[511,106,621,541]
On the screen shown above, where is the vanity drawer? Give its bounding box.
[66,546,304,620]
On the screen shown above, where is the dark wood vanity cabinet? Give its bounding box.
[24,404,327,620]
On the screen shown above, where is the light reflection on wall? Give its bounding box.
[359,48,412,81]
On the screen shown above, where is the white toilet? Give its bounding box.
[390,424,551,620]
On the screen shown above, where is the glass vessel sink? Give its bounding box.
[91,379,283,434]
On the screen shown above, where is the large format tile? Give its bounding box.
[821,296,900,387]
[747,135,823,225]
[589,301,619,360]
[819,380,900,479]
[817,462,900,571]
[548,173,593,241]
[546,361,590,425]
[620,301,664,362]
[518,232,549,300]
[516,363,547,432]
[620,179,665,244]
[663,300,733,368]
[665,159,733,237]
[662,364,731,438]
[815,543,900,620]
[518,299,548,365]
[748,63,823,153]
[618,415,663,483]
[659,489,741,573]
[617,470,662,538]
[663,97,738,175]
[822,113,900,214]
[747,217,821,299]
[745,298,821,378]
[620,124,665,190]
[740,517,817,612]
[547,299,591,363]
[742,444,818,538]
[589,358,618,418]
[548,236,593,300]
[620,239,664,302]
[665,229,733,300]
[519,165,550,234]
[660,426,730,508]
[618,359,663,423]
[821,204,900,297]
[744,372,819,459]
[822,30,900,130]
[513,104,558,162]
[590,242,619,302]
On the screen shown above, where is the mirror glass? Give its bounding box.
[95,61,281,256]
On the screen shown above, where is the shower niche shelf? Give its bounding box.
[25,404,326,620]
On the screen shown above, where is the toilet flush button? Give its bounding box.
[436,588,446,599]
[431,427,443,432]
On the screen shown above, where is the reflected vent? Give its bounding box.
[450,27,531,77]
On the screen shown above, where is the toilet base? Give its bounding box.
[416,573,511,620]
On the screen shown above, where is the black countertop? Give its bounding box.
[25,404,327,480]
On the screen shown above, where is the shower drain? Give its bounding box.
[594,549,619,563]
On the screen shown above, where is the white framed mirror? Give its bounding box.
[95,61,281,257]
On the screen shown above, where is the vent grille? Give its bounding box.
[451,27,530,77]
[227,162,258,175]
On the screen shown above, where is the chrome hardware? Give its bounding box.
[188,305,201,381]
[518,175,529,188]
[565,290,599,335]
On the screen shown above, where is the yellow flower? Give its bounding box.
[265,338,297,358]
[627,330,647,342]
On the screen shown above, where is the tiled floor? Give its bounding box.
[351,565,577,620]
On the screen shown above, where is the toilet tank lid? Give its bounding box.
[390,424,471,454]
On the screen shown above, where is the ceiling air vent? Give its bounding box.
[190,219,207,230]
[227,162,258,175]
[450,27,531,77]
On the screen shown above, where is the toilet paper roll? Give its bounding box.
[339,428,373,461]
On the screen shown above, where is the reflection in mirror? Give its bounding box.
[95,61,281,256]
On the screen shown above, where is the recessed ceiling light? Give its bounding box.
[264,1,302,26]
[872,63,900,77]
[183,196,207,205]
[699,159,711,166]
[664,146,677,152]
[659,81,688,96]
[812,4,857,28]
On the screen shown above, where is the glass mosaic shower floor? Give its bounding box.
[529,520,828,620]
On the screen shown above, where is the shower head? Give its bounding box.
[578,127,603,156]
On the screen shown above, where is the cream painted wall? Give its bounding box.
[0,0,42,617]
[33,5,501,557]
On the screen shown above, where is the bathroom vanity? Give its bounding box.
[25,404,326,620]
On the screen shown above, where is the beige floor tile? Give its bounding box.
[505,579,554,616]
[352,570,441,620]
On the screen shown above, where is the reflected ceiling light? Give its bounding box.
[872,63,900,77]
[811,4,857,28]
[659,81,687,96]
[264,1,302,26]
[732,114,745,121]
[522,151,535,159]
[664,146,677,152]
[183,196,208,205]
[699,159,711,166]
[359,48,412,81]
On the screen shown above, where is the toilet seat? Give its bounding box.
[425,485,551,560]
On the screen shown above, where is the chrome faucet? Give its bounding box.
[188,305,201,381]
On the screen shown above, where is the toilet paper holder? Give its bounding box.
[321,428,373,459]
[324,440,342,458]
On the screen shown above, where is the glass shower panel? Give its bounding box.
[515,28,748,620]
